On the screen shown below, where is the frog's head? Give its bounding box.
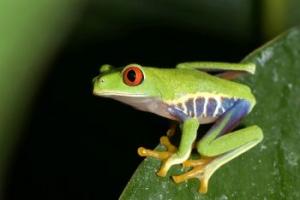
[93,64,164,110]
[93,64,162,97]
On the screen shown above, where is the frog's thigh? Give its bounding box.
[197,99,263,157]
[197,125,263,157]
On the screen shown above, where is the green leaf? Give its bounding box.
[120,27,300,200]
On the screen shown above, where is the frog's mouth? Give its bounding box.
[93,90,147,98]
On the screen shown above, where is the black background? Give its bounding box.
[5,2,263,199]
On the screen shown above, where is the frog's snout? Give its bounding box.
[92,76,104,84]
[92,75,106,95]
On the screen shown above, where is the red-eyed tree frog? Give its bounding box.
[93,62,263,193]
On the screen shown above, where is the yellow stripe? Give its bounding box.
[165,92,233,104]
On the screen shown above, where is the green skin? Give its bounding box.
[93,62,263,193]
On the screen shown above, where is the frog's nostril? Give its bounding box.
[99,78,104,83]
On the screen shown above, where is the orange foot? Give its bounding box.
[138,136,177,160]
[172,157,214,193]
[138,135,177,176]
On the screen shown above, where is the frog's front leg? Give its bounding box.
[138,122,178,160]
[157,118,199,176]
[138,136,177,160]
[138,118,199,177]
[173,100,263,193]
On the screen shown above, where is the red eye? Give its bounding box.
[123,66,144,86]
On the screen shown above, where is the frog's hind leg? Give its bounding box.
[176,62,255,80]
[174,126,262,193]
[173,100,263,193]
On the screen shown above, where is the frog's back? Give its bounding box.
[148,68,255,102]
[146,67,256,123]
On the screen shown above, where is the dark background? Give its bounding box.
[3,1,299,199]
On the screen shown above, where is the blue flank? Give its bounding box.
[185,98,195,117]
[208,99,250,136]
[167,96,241,122]
[195,97,205,117]
[206,98,217,117]
[222,98,236,111]
[167,106,188,121]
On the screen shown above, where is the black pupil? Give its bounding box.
[127,70,136,82]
